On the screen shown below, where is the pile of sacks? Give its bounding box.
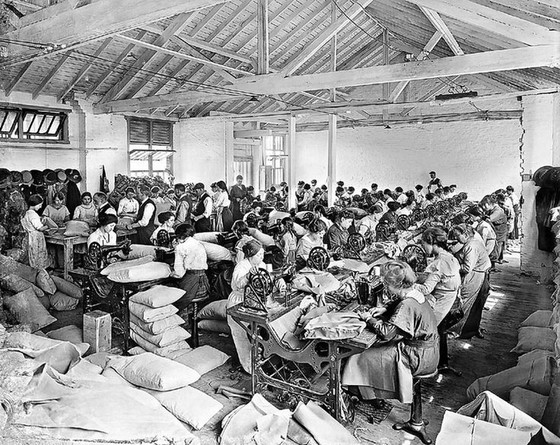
[0,254,84,333]
[466,309,559,437]
[127,285,192,355]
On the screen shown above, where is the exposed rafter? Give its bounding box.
[3,61,33,96]
[419,7,463,55]
[232,44,560,95]
[256,0,270,74]
[32,51,72,99]
[402,0,558,46]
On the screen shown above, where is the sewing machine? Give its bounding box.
[87,239,131,270]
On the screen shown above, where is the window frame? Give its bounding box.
[126,117,174,180]
[0,106,69,143]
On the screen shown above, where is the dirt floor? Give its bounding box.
[40,243,552,445]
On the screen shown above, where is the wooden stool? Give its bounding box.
[393,370,438,445]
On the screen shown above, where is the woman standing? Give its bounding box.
[414,227,462,325]
[447,224,491,339]
[342,260,439,403]
[73,192,96,226]
[21,194,51,269]
[215,180,234,232]
[227,240,266,373]
[230,175,247,222]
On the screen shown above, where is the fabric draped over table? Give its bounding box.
[342,296,439,403]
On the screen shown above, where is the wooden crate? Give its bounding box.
[83,310,111,353]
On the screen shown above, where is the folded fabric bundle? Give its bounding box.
[51,275,83,300]
[100,256,154,276]
[509,387,549,422]
[520,310,554,328]
[193,232,221,244]
[108,262,171,283]
[125,244,157,260]
[198,319,231,334]
[108,352,200,391]
[129,312,184,335]
[129,285,185,308]
[0,273,44,298]
[146,386,223,430]
[200,241,234,262]
[128,301,178,323]
[197,300,228,320]
[49,290,79,311]
[4,288,56,332]
[248,228,276,247]
[293,400,360,445]
[163,345,229,376]
[466,356,555,400]
[511,327,557,354]
[457,390,560,444]
[152,341,191,358]
[129,322,191,348]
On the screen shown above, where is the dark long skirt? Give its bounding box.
[454,271,490,339]
[175,270,209,312]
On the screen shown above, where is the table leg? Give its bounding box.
[63,239,74,280]
[250,321,258,395]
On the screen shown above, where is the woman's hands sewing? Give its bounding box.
[357,306,387,323]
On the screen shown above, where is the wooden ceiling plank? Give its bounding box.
[232,44,560,95]
[172,35,239,82]
[389,30,443,102]
[100,12,195,103]
[94,90,248,114]
[269,0,311,41]
[57,37,112,102]
[187,3,225,37]
[3,61,33,95]
[9,0,42,11]
[114,35,252,77]
[84,30,146,99]
[277,0,376,76]
[124,54,175,100]
[3,0,233,58]
[419,7,463,55]
[147,59,190,97]
[399,75,460,115]
[257,0,270,74]
[204,0,253,42]
[402,0,558,46]
[32,51,72,99]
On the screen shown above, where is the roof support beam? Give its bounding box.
[101,13,194,103]
[32,52,72,99]
[2,0,232,57]
[388,30,443,102]
[3,61,33,95]
[278,0,375,76]
[113,35,252,77]
[256,0,269,74]
[94,91,248,114]
[57,37,112,102]
[232,44,560,95]
[402,0,558,46]
[419,7,463,55]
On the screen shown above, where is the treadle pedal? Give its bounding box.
[352,399,393,424]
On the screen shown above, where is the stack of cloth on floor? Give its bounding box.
[436,391,560,445]
[127,284,192,354]
[220,393,360,445]
[197,299,230,334]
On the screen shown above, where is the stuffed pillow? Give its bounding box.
[200,241,233,262]
[0,274,44,298]
[108,262,171,283]
[197,300,228,321]
[520,310,553,328]
[100,256,154,276]
[64,220,90,237]
[128,301,178,323]
[0,254,38,283]
[51,276,83,300]
[49,291,80,311]
[129,285,185,308]
[129,313,184,336]
[35,269,57,295]
[511,327,557,354]
[4,288,56,332]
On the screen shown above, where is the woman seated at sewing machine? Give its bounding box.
[150,211,176,246]
[326,210,354,251]
[342,260,439,404]
[378,201,401,226]
[227,239,266,373]
[296,218,327,269]
[87,213,118,249]
[232,220,254,264]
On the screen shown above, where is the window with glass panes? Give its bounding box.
[128,118,174,181]
[0,108,68,142]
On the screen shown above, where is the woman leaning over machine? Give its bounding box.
[414,227,462,325]
[342,260,439,403]
[226,239,266,373]
[446,224,491,339]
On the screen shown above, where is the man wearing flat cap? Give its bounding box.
[191,183,213,233]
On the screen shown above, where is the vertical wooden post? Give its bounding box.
[327,114,337,207]
[256,0,269,75]
[286,115,297,210]
[330,2,337,102]
[225,121,234,186]
[382,28,390,123]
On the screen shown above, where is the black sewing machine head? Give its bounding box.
[243,268,275,312]
[344,232,366,259]
[396,214,411,231]
[88,239,131,270]
[307,246,330,271]
[156,229,175,248]
[375,223,395,242]
[356,272,384,307]
[399,244,428,273]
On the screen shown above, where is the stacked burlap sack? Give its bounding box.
[0,255,85,333]
[466,309,559,436]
